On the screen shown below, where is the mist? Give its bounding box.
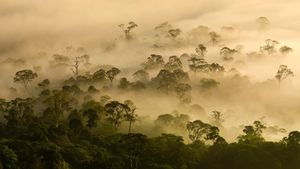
[1,0,300,143]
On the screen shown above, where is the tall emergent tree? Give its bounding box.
[105,101,130,130]
[106,67,121,87]
[186,120,211,142]
[119,21,138,40]
[13,69,38,89]
[275,65,294,85]
[124,100,138,133]
[188,57,207,75]
[260,39,279,55]
[237,120,266,144]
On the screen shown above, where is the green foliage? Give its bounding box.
[0,144,18,169]
[104,101,130,130]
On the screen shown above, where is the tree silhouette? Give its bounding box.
[195,44,207,57]
[275,65,294,85]
[279,46,293,55]
[119,21,138,40]
[105,101,130,130]
[14,69,38,89]
[106,67,121,87]
[124,100,138,133]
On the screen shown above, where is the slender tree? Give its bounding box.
[124,100,138,133]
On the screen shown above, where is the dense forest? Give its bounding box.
[1,4,300,168]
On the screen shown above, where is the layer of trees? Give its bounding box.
[0,18,298,169]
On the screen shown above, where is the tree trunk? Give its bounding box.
[110,79,113,87]
[0,160,3,169]
[128,121,132,133]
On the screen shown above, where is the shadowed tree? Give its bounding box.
[133,69,149,82]
[81,100,104,128]
[205,126,227,145]
[188,57,207,75]
[237,120,266,144]
[155,114,175,127]
[124,100,138,133]
[220,47,238,61]
[0,144,18,169]
[43,90,78,126]
[106,67,121,87]
[154,22,173,37]
[119,133,147,169]
[164,56,182,72]
[71,56,84,80]
[92,68,107,82]
[195,44,207,57]
[187,120,211,142]
[260,39,279,55]
[87,85,99,94]
[168,28,181,38]
[200,78,220,90]
[283,131,300,145]
[50,54,70,66]
[68,109,84,134]
[37,79,50,89]
[118,77,131,90]
[3,98,34,127]
[256,16,270,30]
[173,69,189,82]
[83,108,99,128]
[279,46,293,56]
[154,69,188,93]
[154,69,176,92]
[14,69,38,89]
[104,101,130,130]
[174,83,192,104]
[275,65,294,86]
[210,110,224,127]
[142,54,164,70]
[209,31,220,45]
[119,21,138,40]
[208,63,225,73]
